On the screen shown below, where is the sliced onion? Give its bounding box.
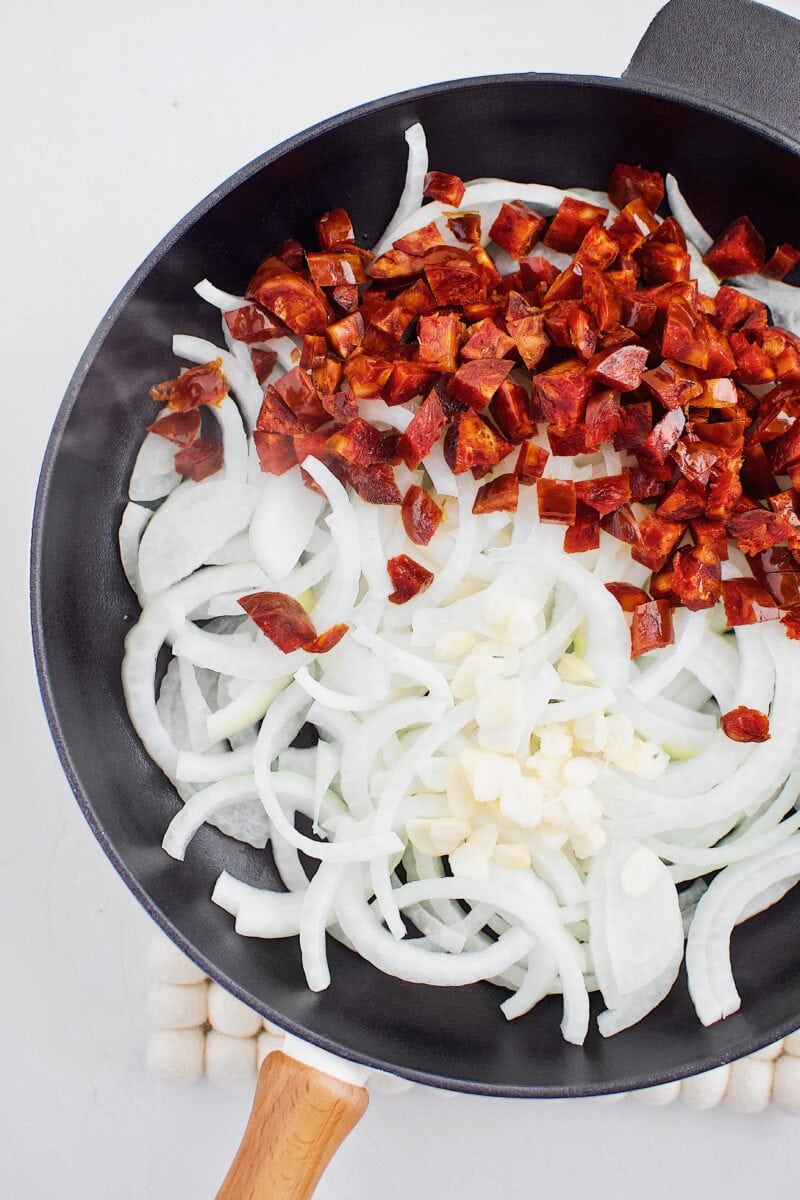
[128,429,180,502]
[501,944,559,1021]
[385,874,588,1044]
[730,273,800,330]
[162,774,258,859]
[118,501,152,601]
[350,625,451,702]
[373,122,429,253]
[630,608,709,704]
[589,838,683,1018]
[253,684,401,864]
[336,869,536,991]
[212,395,249,484]
[138,480,257,595]
[686,837,800,1025]
[250,472,324,581]
[194,278,247,311]
[213,872,306,938]
[339,696,448,820]
[294,666,382,713]
[301,457,361,629]
[207,677,289,742]
[665,174,712,254]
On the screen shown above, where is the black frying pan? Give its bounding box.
[30,0,800,1121]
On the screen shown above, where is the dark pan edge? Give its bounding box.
[29,70,800,1097]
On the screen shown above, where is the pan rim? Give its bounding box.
[30,70,800,1097]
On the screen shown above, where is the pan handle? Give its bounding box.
[624,0,800,146]
[215,1051,368,1200]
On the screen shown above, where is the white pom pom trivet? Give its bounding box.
[144,933,800,1109]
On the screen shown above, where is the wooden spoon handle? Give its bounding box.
[216,1050,368,1200]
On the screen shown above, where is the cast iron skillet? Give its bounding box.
[30,0,800,1178]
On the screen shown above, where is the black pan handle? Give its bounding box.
[625,0,800,146]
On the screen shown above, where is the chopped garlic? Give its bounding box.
[451,653,505,699]
[534,723,573,759]
[542,797,570,828]
[476,679,523,731]
[499,775,544,828]
[539,824,570,850]
[460,748,521,803]
[411,643,668,881]
[493,842,532,870]
[470,822,498,857]
[612,738,669,780]
[483,592,542,646]
[526,751,568,794]
[603,712,635,761]
[449,844,490,879]
[572,709,609,754]
[429,817,471,856]
[406,816,471,857]
[571,826,607,859]
[449,823,498,879]
[560,785,602,832]
[562,756,599,787]
[434,628,477,662]
[405,818,439,858]
[415,755,450,793]
[620,845,662,897]
[557,653,596,684]
[446,762,477,821]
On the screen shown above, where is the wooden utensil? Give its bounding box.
[217,1052,368,1199]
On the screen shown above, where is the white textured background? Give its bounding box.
[5,1,800,1196]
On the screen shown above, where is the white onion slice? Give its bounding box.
[128,429,180,502]
[250,473,324,581]
[589,839,683,1018]
[373,122,429,252]
[665,174,712,254]
[686,837,800,1025]
[253,684,401,864]
[177,656,214,753]
[339,696,448,820]
[500,944,559,1020]
[212,395,249,484]
[213,872,306,938]
[194,278,247,311]
[122,563,267,776]
[172,622,300,681]
[336,870,536,992]
[730,273,800,330]
[301,457,361,629]
[163,774,258,859]
[300,860,347,990]
[350,625,451,702]
[118,501,152,601]
[294,666,381,713]
[138,480,257,595]
[207,677,289,742]
[175,742,254,783]
[385,874,588,1044]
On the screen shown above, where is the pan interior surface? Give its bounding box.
[32,75,800,1096]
